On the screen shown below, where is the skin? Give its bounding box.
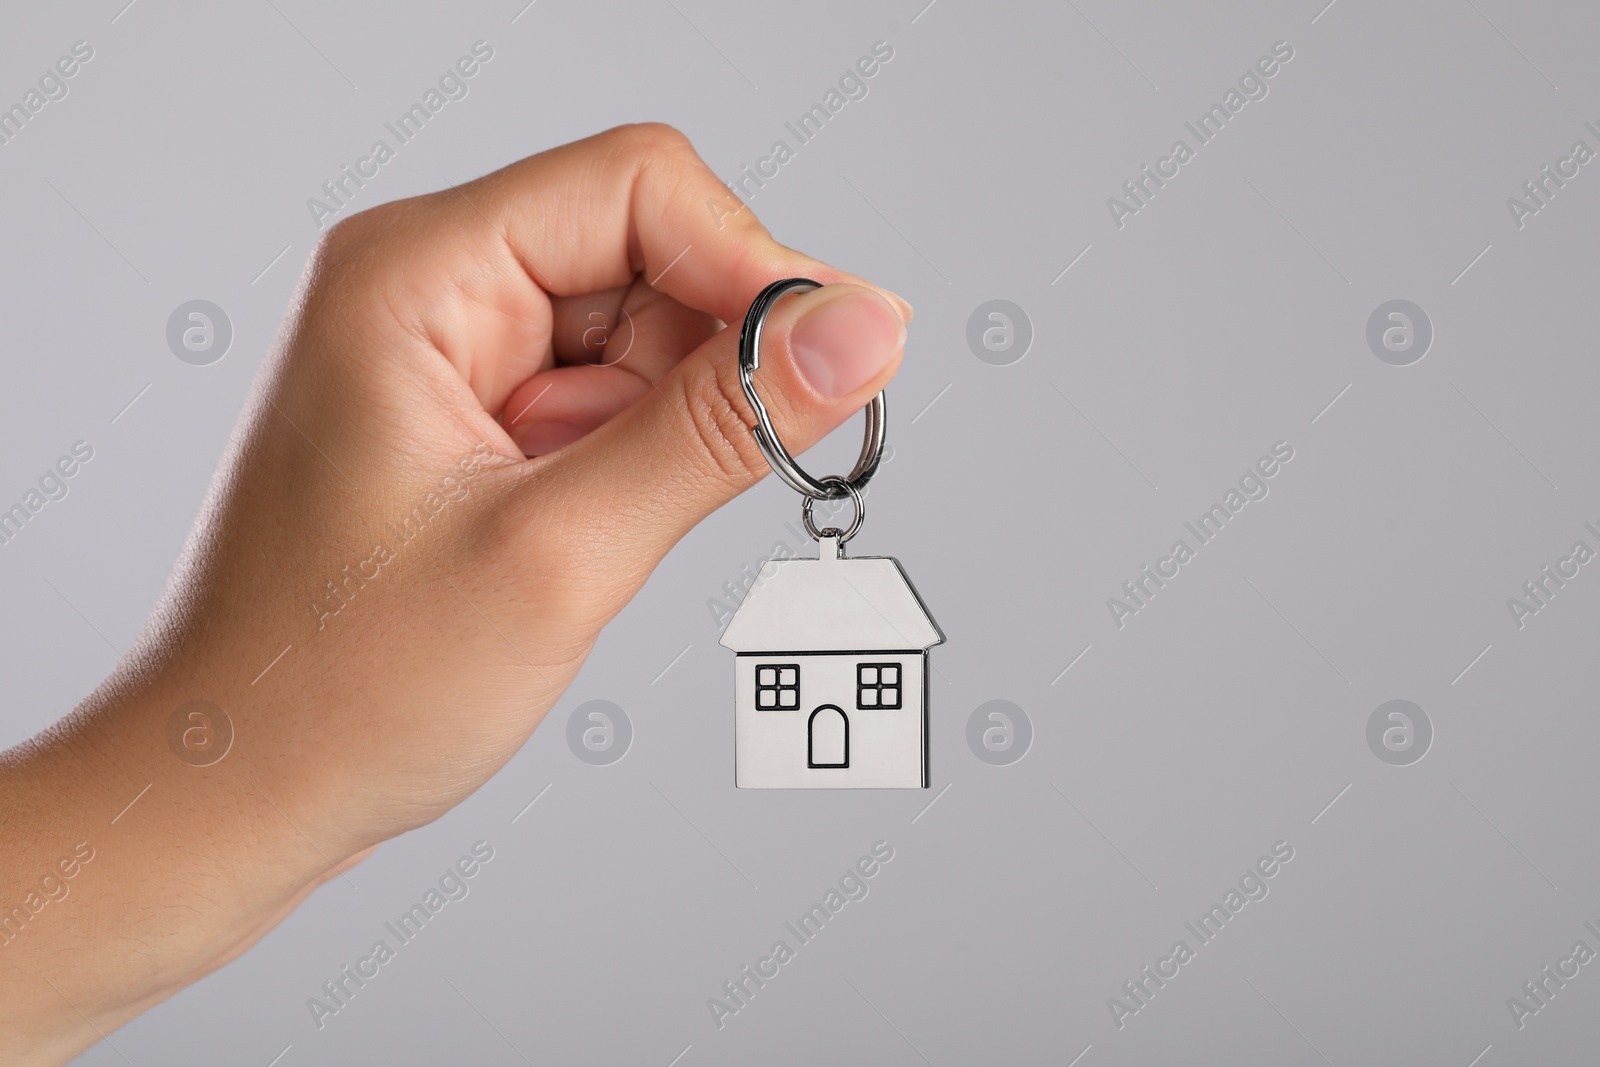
[0,123,909,1065]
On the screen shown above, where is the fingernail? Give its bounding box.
[885,291,914,324]
[790,290,905,400]
[511,419,587,457]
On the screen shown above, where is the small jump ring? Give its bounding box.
[801,477,865,543]
[738,277,887,501]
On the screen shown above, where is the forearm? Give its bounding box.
[0,661,344,1066]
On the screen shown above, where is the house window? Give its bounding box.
[756,664,799,709]
[856,662,901,709]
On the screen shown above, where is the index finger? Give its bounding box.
[458,122,913,325]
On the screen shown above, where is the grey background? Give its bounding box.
[2,0,1598,1063]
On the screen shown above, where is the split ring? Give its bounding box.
[738,277,887,501]
[801,476,865,543]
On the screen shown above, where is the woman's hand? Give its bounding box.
[0,122,909,1065]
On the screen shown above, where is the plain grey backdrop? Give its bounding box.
[4,0,1600,1063]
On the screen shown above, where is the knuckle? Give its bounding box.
[313,202,396,265]
[612,121,693,156]
[304,204,408,305]
[682,361,770,488]
[296,202,435,362]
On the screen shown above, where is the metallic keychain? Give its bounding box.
[720,278,945,789]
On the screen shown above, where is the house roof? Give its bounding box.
[719,543,944,653]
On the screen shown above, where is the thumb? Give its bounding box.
[525,281,906,618]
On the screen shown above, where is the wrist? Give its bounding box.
[0,651,348,1064]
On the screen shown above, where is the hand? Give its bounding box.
[0,123,909,1065]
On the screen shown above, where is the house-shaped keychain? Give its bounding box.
[719,533,945,788]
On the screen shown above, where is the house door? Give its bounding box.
[807,705,848,768]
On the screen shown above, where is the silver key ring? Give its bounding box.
[738,277,887,501]
[801,475,865,543]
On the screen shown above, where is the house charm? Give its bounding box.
[719,534,945,788]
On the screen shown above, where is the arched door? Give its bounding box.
[807,704,848,768]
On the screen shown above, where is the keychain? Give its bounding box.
[719,278,944,789]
